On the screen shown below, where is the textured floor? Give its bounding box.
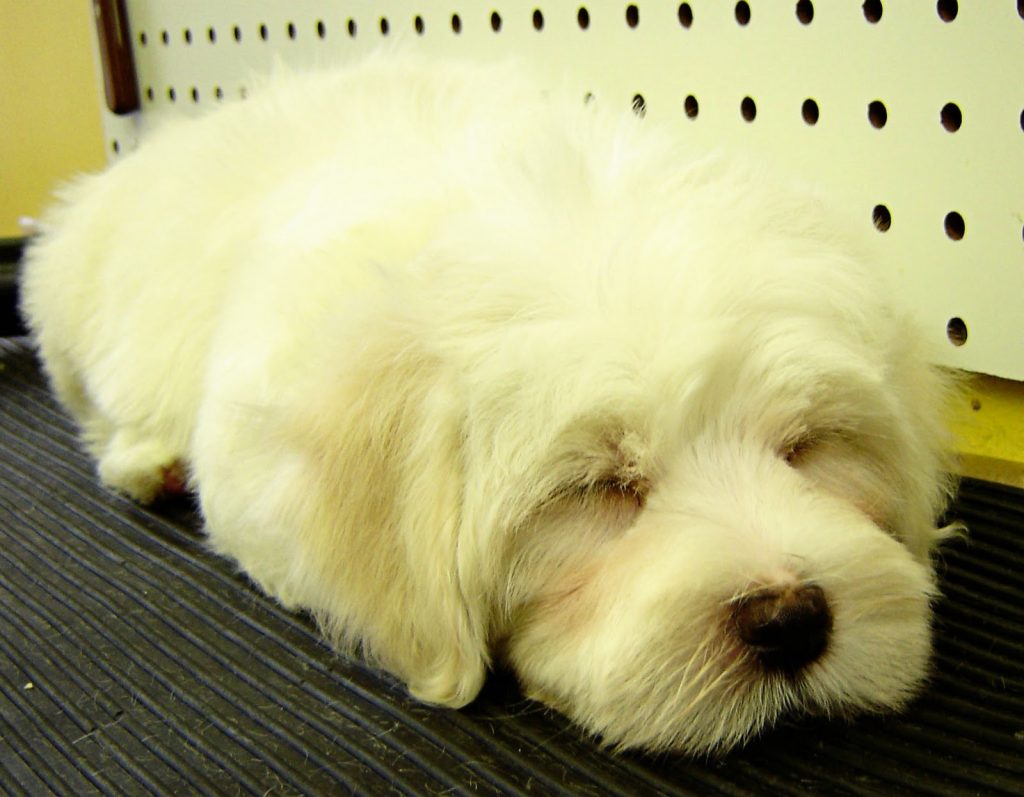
[1,336,1021,796]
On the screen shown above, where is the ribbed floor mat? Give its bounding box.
[1,337,1021,796]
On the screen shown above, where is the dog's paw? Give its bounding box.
[97,431,187,504]
[407,658,486,709]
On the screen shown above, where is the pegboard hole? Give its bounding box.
[632,94,647,118]
[139,31,147,46]
[684,95,699,119]
[741,96,757,122]
[316,20,326,39]
[145,86,154,102]
[111,139,120,154]
[533,9,544,30]
[937,0,958,22]
[208,27,217,43]
[259,23,268,41]
[491,11,503,32]
[862,0,883,22]
[451,14,461,33]
[415,15,425,34]
[214,86,224,101]
[735,2,752,25]
[802,98,819,125]
[161,30,169,45]
[183,28,192,45]
[944,212,965,240]
[380,18,391,36]
[626,5,640,27]
[578,7,590,29]
[167,87,176,102]
[584,91,595,105]
[287,22,296,40]
[946,317,968,347]
[940,103,962,132]
[872,204,891,232]
[796,1,814,24]
[347,19,357,37]
[233,26,242,42]
[190,87,199,103]
[678,4,694,27]
[868,100,887,129]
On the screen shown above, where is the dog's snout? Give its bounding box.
[732,583,832,673]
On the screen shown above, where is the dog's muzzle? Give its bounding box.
[732,583,832,673]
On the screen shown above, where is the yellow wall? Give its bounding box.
[0,0,106,237]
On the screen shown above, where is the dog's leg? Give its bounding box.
[95,426,186,503]
[35,346,187,503]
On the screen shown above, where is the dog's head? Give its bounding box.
[283,160,957,755]
[478,325,955,753]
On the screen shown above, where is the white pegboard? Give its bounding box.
[95,1,1024,379]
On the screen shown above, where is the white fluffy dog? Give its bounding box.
[21,55,957,755]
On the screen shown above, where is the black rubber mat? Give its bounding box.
[1,336,1021,796]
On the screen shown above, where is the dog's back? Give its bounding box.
[19,55,545,499]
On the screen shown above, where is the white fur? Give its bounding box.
[20,55,957,755]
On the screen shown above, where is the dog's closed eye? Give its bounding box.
[782,436,816,466]
[780,430,834,467]
[590,474,650,509]
[780,427,854,467]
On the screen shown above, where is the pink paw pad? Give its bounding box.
[160,462,189,497]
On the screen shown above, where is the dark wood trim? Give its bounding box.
[94,0,140,115]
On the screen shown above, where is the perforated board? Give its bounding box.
[95,1,1024,379]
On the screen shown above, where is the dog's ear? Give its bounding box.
[879,320,963,560]
[281,319,488,708]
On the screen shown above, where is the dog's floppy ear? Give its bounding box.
[879,325,963,560]
[282,318,488,707]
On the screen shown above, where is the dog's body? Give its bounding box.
[21,55,956,754]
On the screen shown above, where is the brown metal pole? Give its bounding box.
[93,0,140,114]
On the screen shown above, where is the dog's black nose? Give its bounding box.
[732,583,832,673]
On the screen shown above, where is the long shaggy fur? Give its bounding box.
[20,54,958,755]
